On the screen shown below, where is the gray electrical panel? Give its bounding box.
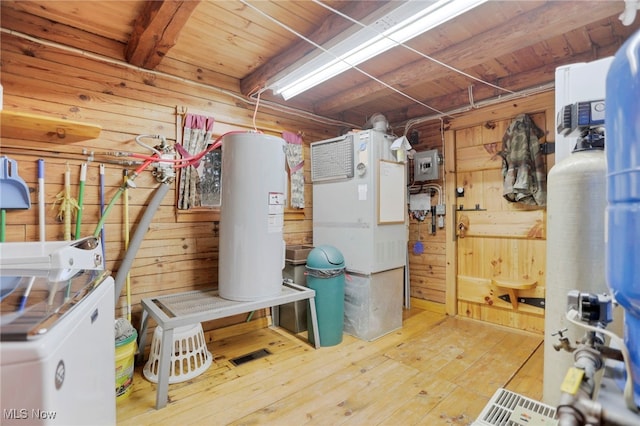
[413,149,439,181]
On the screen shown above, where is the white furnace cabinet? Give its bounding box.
[312,129,407,340]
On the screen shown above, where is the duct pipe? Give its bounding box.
[113,181,171,303]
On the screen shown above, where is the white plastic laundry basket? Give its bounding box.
[143,323,212,384]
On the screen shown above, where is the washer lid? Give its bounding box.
[0,270,110,341]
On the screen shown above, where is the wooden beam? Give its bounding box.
[240,1,389,96]
[384,40,625,125]
[314,1,625,116]
[125,0,200,69]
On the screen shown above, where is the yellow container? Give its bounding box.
[115,330,137,401]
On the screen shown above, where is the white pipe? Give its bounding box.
[440,119,447,206]
[424,184,443,205]
[401,82,555,134]
[620,0,640,26]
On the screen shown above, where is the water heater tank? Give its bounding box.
[543,148,608,405]
[218,133,286,301]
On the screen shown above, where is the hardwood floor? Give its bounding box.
[117,307,543,425]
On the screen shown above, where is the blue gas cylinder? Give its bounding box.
[606,28,640,408]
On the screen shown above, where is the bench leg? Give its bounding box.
[136,309,149,364]
[271,305,279,327]
[155,326,174,409]
[308,296,320,349]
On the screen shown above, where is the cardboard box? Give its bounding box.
[285,245,314,263]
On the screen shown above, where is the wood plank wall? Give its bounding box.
[2,28,558,338]
[450,92,554,333]
[405,121,448,304]
[407,91,555,334]
[0,32,340,338]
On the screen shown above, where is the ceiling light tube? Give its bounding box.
[272,0,488,100]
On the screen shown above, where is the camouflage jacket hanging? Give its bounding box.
[499,114,547,206]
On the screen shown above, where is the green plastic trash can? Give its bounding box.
[306,245,345,347]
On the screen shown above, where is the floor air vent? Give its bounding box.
[229,348,272,366]
[472,388,558,426]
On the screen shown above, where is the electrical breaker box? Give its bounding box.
[413,149,439,181]
[409,193,431,211]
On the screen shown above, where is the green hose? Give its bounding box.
[75,163,87,239]
[0,209,5,242]
[93,185,125,238]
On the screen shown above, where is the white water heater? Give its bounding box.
[218,133,286,301]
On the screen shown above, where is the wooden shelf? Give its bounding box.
[0,110,102,143]
[492,278,537,310]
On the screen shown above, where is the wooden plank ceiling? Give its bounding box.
[2,0,639,129]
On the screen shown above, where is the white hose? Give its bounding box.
[135,134,164,155]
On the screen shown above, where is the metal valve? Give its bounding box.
[552,328,576,353]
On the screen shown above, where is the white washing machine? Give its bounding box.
[1,270,115,425]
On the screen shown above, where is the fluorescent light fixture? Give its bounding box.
[270,0,488,100]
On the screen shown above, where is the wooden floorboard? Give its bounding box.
[117,308,543,425]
